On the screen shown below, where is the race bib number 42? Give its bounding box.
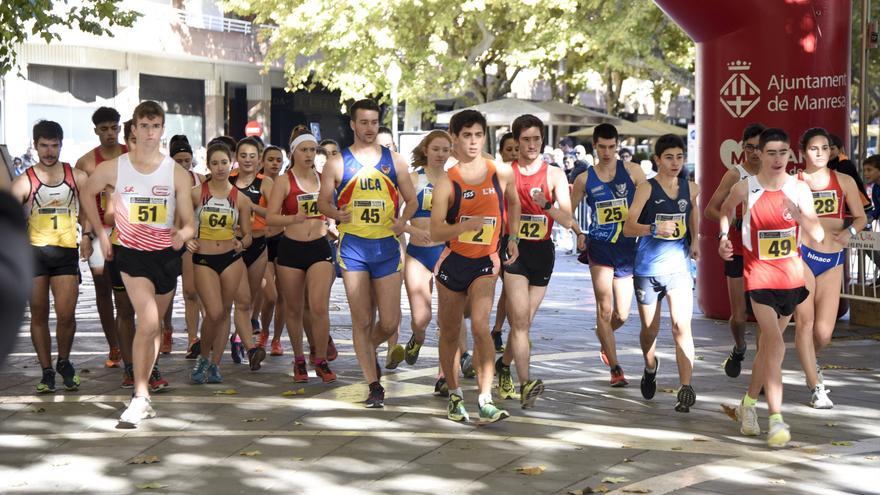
[758,228,797,260]
[352,199,386,225]
[596,198,628,225]
[654,213,686,240]
[459,216,497,245]
[129,197,167,225]
[812,190,839,216]
[297,193,321,218]
[518,214,548,240]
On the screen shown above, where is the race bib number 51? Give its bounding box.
[758,228,797,260]
[129,197,167,225]
[459,216,497,245]
[596,198,628,225]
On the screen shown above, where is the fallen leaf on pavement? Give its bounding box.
[81,369,90,374]
[126,455,160,464]
[692,437,708,442]
[293,421,303,426]
[239,450,262,457]
[622,489,652,494]
[660,388,675,394]
[825,422,837,427]
[865,456,878,460]
[801,448,820,454]
[291,457,304,461]
[213,389,238,395]
[671,447,683,451]
[602,476,629,484]
[29,407,45,413]
[831,441,853,446]
[242,417,267,423]
[515,465,546,475]
[622,458,634,463]
[720,404,738,421]
[695,356,704,361]
[769,479,786,485]
[282,389,306,396]
[134,482,167,489]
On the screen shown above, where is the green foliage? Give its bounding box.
[0,0,139,75]
[852,1,880,123]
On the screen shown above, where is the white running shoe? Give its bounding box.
[810,384,834,409]
[737,403,760,436]
[767,419,791,448]
[119,396,156,427]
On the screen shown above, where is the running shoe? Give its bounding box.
[248,346,266,371]
[257,328,269,349]
[365,382,385,408]
[385,344,405,370]
[814,362,831,392]
[121,364,134,389]
[479,400,510,424]
[737,403,760,436]
[327,336,338,361]
[36,368,55,394]
[404,335,422,366]
[315,360,337,383]
[149,365,169,392]
[810,384,833,409]
[105,347,122,368]
[520,379,545,409]
[640,358,659,400]
[206,363,223,384]
[55,358,80,391]
[723,345,746,378]
[460,352,476,378]
[433,376,449,397]
[674,384,696,413]
[600,347,610,367]
[160,329,173,354]
[118,396,156,428]
[767,419,791,448]
[610,365,628,387]
[293,359,309,383]
[497,361,517,400]
[185,339,201,359]
[492,331,504,353]
[447,393,469,422]
[191,355,210,384]
[230,334,244,364]
[270,339,283,356]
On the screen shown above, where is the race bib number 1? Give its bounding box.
[654,213,686,240]
[352,199,385,225]
[129,197,167,225]
[518,214,548,240]
[596,198,628,225]
[812,190,839,216]
[458,216,497,245]
[33,207,74,232]
[758,228,797,260]
[297,193,321,218]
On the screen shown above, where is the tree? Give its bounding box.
[0,0,139,75]
[852,0,880,126]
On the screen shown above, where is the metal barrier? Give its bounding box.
[176,11,253,35]
[843,222,880,326]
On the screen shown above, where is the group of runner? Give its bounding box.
[13,99,861,447]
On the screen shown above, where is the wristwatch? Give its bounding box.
[848,226,858,237]
[84,231,96,241]
[650,223,657,235]
[542,201,552,211]
[717,231,728,240]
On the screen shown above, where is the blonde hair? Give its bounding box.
[411,130,452,169]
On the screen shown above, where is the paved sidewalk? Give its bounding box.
[0,252,878,494]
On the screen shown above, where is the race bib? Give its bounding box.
[352,199,386,226]
[128,197,168,225]
[421,187,433,212]
[596,198,628,225]
[32,207,74,232]
[97,191,108,211]
[758,228,797,260]
[458,216,497,245]
[297,193,321,218]
[518,214,548,240]
[812,190,839,216]
[654,213,687,240]
[201,206,234,230]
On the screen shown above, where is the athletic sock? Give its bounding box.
[451,387,463,398]
[741,394,758,408]
[769,412,783,424]
[734,344,747,354]
[478,393,493,407]
[645,362,657,374]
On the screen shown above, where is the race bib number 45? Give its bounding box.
[596,198,628,225]
[654,213,686,240]
[129,197,167,225]
[518,214,548,240]
[297,193,321,218]
[459,216,497,245]
[352,199,386,225]
[812,190,839,216]
[758,228,797,260]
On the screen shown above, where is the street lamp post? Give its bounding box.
[387,60,402,150]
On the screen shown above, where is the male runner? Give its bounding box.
[704,123,765,377]
[317,99,417,408]
[81,101,195,427]
[11,120,89,393]
[719,128,823,447]
[75,107,127,368]
[431,109,520,423]
[495,114,572,408]
[570,124,646,386]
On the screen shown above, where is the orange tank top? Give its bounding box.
[446,160,504,258]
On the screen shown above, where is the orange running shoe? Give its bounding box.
[270,339,283,356]
[105,347,122,368]
[257,328,269,348]
[315,360,337,383]
[293,359,309,383]
[610,365,628,387]
[160,330,173,354]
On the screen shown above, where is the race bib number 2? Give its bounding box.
[518,214,548,240]
[458,216,497,245]
[758,228,797,260]
[129,197,167,225]
[596,198,628,225]
[352,199,385,225]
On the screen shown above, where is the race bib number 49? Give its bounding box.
[654,213,686,240]
[518,214,548,240]
[458,216,497,245]
[297,193,321,218]
[129,197,167,225]
[352,199,386,225]
[596,198,628,225]
[758,228,797,260]
[812,190,839,216]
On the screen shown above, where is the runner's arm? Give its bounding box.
[622,181,652,238]
[317,155,347,222]
[393,154,419,231]
[626,162,648,187]
[237,194,253,249]
[546,166,573,228]
[429,175,477,242]
[250,176,273,218]
[173,164,196,244]
[80,160,117,247]
[717,180,746,261]
[265,174,299,227]
[569,171,587,236]
[704,169,739,222]
[839,173,868,235]
[793,182,823,244]
[499,162,521,241]
[689,182,701,259]
[9,174,30,204]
